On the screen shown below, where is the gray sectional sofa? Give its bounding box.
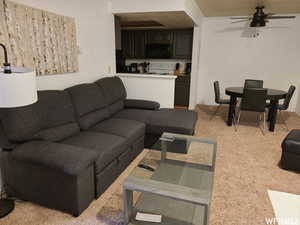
[0,76,197,216]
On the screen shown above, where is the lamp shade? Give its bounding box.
[0,71,37,108]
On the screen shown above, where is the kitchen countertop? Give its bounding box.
[117,73,177,79]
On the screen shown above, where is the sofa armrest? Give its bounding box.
[11,141,98,176]
[124,99,160,110]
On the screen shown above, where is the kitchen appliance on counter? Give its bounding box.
[138,62,150,73]
[174,63,180,75]
[185,63,192,74]
[131,63,138,73]
[123,63,139,73]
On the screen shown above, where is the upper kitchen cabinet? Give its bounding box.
[122,30,146,59]
[173,29,193,59]
[147,30,173,44]
[134,31,146,59]
[121,29,193,59]
[122,30,135,58]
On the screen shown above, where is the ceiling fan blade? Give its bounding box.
[230,17,252,20]
[231,19,251,23]
[266,13,276,16]
[267,16,296,19]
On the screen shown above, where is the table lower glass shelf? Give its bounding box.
[123,133,217,225]
[129,196,207,225]
[126,159,213,225]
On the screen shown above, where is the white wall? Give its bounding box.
[12,0,116,90]
[186,0,204,109]
[112,0,185,14]
[189,25,203,109]
[118,74,176,108]
[197,16,300,112]
[182,0,205,109]
[112,0,202,26]
[184,0,203,25]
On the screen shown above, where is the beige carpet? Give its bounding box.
[1,105,300,225]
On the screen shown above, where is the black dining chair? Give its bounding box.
[244,79,264,89]
[235,88,268,135]
[267,85,296,131]
[212,81,230,120]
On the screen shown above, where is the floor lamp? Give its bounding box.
[0,43,37,218]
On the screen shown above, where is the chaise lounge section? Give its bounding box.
[0,76,197,216]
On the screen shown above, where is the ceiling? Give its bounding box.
[116,12,195,29]
[195,0,300,17]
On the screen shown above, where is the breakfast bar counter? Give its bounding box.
[117,73,177,79]
[117,73,177,108]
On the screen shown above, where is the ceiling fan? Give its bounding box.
[230,6,296,27]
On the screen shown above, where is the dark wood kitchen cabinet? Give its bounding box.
[173,30,193,59]
[121,29,193,59]
[175,75,190,107]
[122,31,135,58]
[122,31,145,59]
[147,30,173,44]
[133,31,146,59]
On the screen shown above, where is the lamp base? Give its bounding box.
[0,199,14,218]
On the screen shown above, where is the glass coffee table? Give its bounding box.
[123,132,217,225]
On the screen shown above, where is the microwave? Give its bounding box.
[145,43,172,59]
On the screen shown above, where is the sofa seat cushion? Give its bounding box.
[147,109,198,135]
[89,118,145,144]
[10,141,98,176]
[114,109,198,136]
[60,131,127,173]
[89,118,146,144]
[113,109,152,123]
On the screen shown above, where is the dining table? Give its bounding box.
[225,87,287,132]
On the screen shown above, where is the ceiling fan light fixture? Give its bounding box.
[230,5,296,30]
[250,19,266,27]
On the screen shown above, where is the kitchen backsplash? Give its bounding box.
[125,59,191,74]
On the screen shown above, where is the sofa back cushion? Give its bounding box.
[33,91,80,142]
[66,83,110,130]
[0,105,40,142]
[95,76,126,115]
[0,90,79,143]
